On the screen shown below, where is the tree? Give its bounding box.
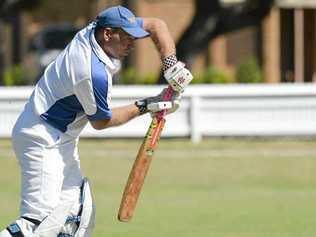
[0,0,41,84]
[159,0,274,83]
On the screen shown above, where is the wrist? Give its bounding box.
[162,54,178,71]
[134,100,148,115]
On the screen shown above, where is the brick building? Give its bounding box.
[104,0,316,83]
[81,0,316,83]
[2,0,316,83]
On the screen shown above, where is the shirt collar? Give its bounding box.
[89,27,118,73]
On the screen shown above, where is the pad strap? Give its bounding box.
[66,216,81,224]
[6,223,24,237]
[57,233,72,237]
[21,216,41,226]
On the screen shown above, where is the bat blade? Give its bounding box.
[118,117,165,222]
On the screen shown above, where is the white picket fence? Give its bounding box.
[1,84,316,142]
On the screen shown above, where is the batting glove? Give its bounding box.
[163,55,193,93]
[135,88,181,115]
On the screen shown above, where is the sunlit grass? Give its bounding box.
[0,138,316,237]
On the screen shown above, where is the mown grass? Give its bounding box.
[0,138,316,237]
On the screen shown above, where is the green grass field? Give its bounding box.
[1,138,316,237]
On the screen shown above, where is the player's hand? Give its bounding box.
[135,88,181,115]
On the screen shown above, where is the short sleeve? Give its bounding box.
[74,79,97,115]
[87,52,112,121]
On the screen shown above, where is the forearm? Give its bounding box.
[142,18,176,59]
[90,104,140,130]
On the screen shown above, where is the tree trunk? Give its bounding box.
[0,22,4,84]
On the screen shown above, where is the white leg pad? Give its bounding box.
[0,229,12,237]
[33,200,74,237]
[0,218,36,237]
[74,178,96,237]
[1,178,95,237]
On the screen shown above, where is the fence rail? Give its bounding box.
[1,84,316,142]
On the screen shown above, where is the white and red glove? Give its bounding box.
[163,55,193,93]
[135,55,193,116]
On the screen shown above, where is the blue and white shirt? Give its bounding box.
[27,22,122,138]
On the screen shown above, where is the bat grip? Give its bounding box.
[156,86,174,121]
[150,86,174,149]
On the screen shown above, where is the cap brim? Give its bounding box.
[122,26,150,39]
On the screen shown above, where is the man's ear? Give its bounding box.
[103,28,112,42]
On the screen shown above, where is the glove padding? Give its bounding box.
[135,88,181,115]
[164,61,193,93]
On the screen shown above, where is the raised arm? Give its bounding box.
[142,18,176,59]
[89,17,182,131]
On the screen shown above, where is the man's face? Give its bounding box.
[104,28,136,59]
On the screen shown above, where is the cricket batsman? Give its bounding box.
[0,5,192,237]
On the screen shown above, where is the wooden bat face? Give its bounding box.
[118,86,174,222]
[118,117,165,222]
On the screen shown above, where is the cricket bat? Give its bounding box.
[118,86,173,222]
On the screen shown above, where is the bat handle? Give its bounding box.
[156,86,174,121]
[150,86,174,149]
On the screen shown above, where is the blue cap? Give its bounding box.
[96,6,150,39]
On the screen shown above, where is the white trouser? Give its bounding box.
[11,108,83,223]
